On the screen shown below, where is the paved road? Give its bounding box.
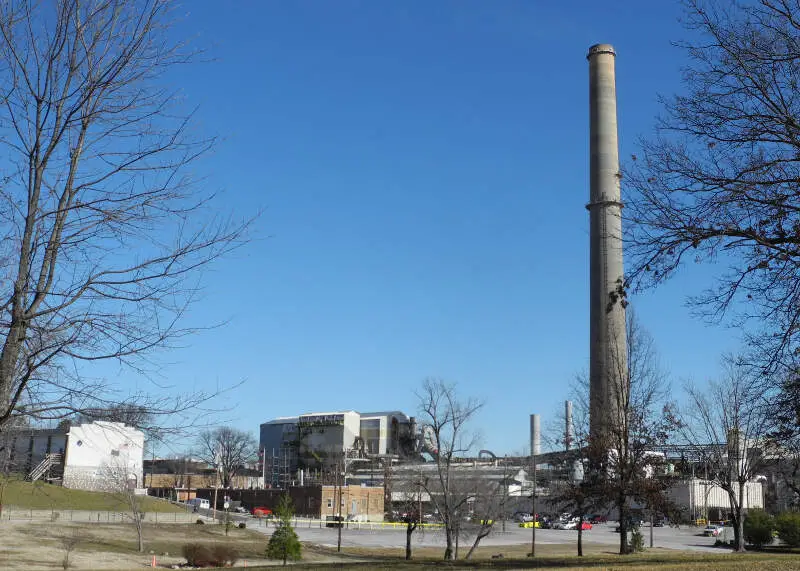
[248,520,727,553]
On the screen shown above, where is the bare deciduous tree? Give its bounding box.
[197,427,256,488]
[103,455,146,552]
[548,390,604,557]
[416,378,484,561]
[0,0,248,432]
[392,474,425,561]
[769,374,800,505]
[463,471,511,560]
[626,0,800,375]
[681,360,774,552]
[585,311,677,555]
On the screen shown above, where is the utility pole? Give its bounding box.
[529,414,540,558]
[530,450,537,557]
[337,455,343,552]
[260,448,265,489]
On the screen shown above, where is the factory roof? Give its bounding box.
[261,416,299,425]
[359,411,410,421]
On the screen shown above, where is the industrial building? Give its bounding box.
[0,421,144,492]
[259,410,417,487]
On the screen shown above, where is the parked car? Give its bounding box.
[554,520,577,530]
[187,498,210,511]
[704,524,724,537]
[325,515,344,528]
[514,512,534,523]
[251,507,273,517]
[588,514,608,524]
[518,520,540,529]
[234,506,249,514]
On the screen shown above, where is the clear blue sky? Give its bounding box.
[123,1,742,455]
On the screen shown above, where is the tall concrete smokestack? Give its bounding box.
[565,400,573,451]
[530,414,541,456]
[587,44,628,447]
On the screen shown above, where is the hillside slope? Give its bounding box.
[0,479,185,512]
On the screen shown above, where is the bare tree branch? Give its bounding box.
[0,0,252,433]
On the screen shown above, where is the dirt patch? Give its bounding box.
[0,520,273,569]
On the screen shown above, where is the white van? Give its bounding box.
[187,498,210,511]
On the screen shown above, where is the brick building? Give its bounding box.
[192,484,384,521]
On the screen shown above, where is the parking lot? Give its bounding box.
[244,519,733,553]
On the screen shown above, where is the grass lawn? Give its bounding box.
[294,544,800,570]
[3,521,800,570]
[0,477,184,512]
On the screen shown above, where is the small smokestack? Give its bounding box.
[530,414,541,456]
[565,400,574,451]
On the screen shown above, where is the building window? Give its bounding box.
[327,498,332,509]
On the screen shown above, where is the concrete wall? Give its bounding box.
[63,421,144,492]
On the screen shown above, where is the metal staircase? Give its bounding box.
[27,453,63,482]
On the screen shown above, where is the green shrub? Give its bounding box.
[238,522,246,529]
[266,525,302,564]
[775,511,800,547]
[630,529,645,552]
[744,510,774,548]
[195,518,204,525]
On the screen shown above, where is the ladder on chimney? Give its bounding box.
[27,453,63,482]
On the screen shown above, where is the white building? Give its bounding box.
[667,477,764,520]
[63,421,144,492]
[1,421,144,492]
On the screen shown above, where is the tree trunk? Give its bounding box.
[444,526,454,560]
[728,487,744,552]
[736,481,746,552]
[465,525,492,560]
[577,515,583,556]
[618,496,630,555]
[405,522,416,560]
[136,516,144,553]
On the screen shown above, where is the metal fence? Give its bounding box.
[0,509,198,523]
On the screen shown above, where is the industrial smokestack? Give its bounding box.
[565,400,573,451]
[530,414,541,456]
[587,43,628,447]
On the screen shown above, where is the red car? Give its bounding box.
[580,521,593,531]
[251,507,273,517]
